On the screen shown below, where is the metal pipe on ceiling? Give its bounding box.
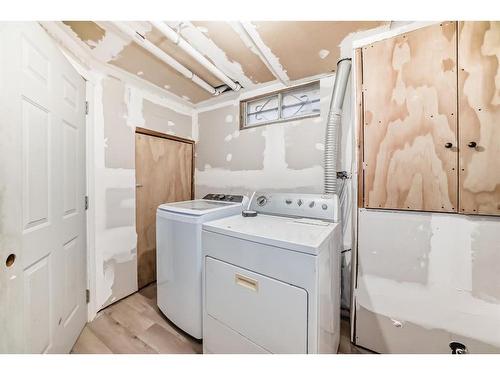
[150,21,241,92]
[112,21,220,95]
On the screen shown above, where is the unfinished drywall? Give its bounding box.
[356,209,500,353]
[353,21,500,353]
[142,99,192,139]
[62,21,106,49]
[191,21,275,84]
[252,21,388,80]
[90,74,194,311]
[195,76,335,198]
[55,21,393,104]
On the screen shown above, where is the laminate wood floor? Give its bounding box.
[71,283,370,354]
[71,283,201,354]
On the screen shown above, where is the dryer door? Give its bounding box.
[205,257,308,353]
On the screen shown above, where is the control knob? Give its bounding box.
[256,195,268,206]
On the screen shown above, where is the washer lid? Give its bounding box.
[158,199,239,215]
[202,213,338,255]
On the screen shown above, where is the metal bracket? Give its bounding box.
[85,196,89,210]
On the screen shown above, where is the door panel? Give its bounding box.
[458,21,500,215]
[0,22,86,353]
[135,132,193,289]
[362,22,458,212]
[24,255,51,354]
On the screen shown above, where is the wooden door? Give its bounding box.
[135,129,193,289]
[362,22,459,212]
[0,22,87,353]
[458,21,500,215]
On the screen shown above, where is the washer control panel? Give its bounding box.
[248,192,339,222]
[203,193,245,203]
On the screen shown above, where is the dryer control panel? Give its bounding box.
[248,192,339,222]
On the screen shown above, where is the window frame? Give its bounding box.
[239,81,321,130]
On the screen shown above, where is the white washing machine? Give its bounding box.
[202,192,341,354]
[156,193,248,339]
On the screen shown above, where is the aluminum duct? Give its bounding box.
[324,58,352,194]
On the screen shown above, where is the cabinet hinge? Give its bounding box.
[85,196,89,210]
[85,101,89,115]
[86,289,90,304]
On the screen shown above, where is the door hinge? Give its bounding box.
[86,289,90,304]
[85,101,89,115]
[85,195,89,210]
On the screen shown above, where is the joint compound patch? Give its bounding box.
[226,154,233,162]
[319,49,330,59]
[225,114,233,123]
[391,318,403,328]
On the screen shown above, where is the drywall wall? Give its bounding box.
[356,209,500,353]
[195,76,336,198]
[353,22,500,353]
[93,75,193,310]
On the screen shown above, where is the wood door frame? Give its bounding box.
[135,127,195,200]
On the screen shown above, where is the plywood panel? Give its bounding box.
[362,22,458,212]
[458,21,500,216]
[135,132,193,289]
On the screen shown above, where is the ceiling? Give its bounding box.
[59,21,387,104]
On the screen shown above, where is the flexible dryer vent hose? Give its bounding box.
[324,58,352,195]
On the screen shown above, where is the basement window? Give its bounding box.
[240,81,320,129]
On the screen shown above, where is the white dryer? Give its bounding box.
[202,192,341,353]
[156,194,248,339]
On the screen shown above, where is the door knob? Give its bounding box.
[444,142,453,148]
[136,184,143,188]
[468,141,477,148]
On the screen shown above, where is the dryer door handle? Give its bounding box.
[235,274,259,292]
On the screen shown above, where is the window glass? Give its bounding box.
[241,82,320,129]
[281,83,320,119]
[245,95,279,126]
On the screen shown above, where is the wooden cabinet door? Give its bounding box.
[135,132,193,289]
[362,22,458,212]
[458,21,500,215]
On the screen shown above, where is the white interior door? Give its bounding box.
[0,22,87,353]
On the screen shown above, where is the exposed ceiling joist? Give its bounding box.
[169,21,255,89]
[113,21,220,95]
[151,21,241,92]
[237,21,290,85]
